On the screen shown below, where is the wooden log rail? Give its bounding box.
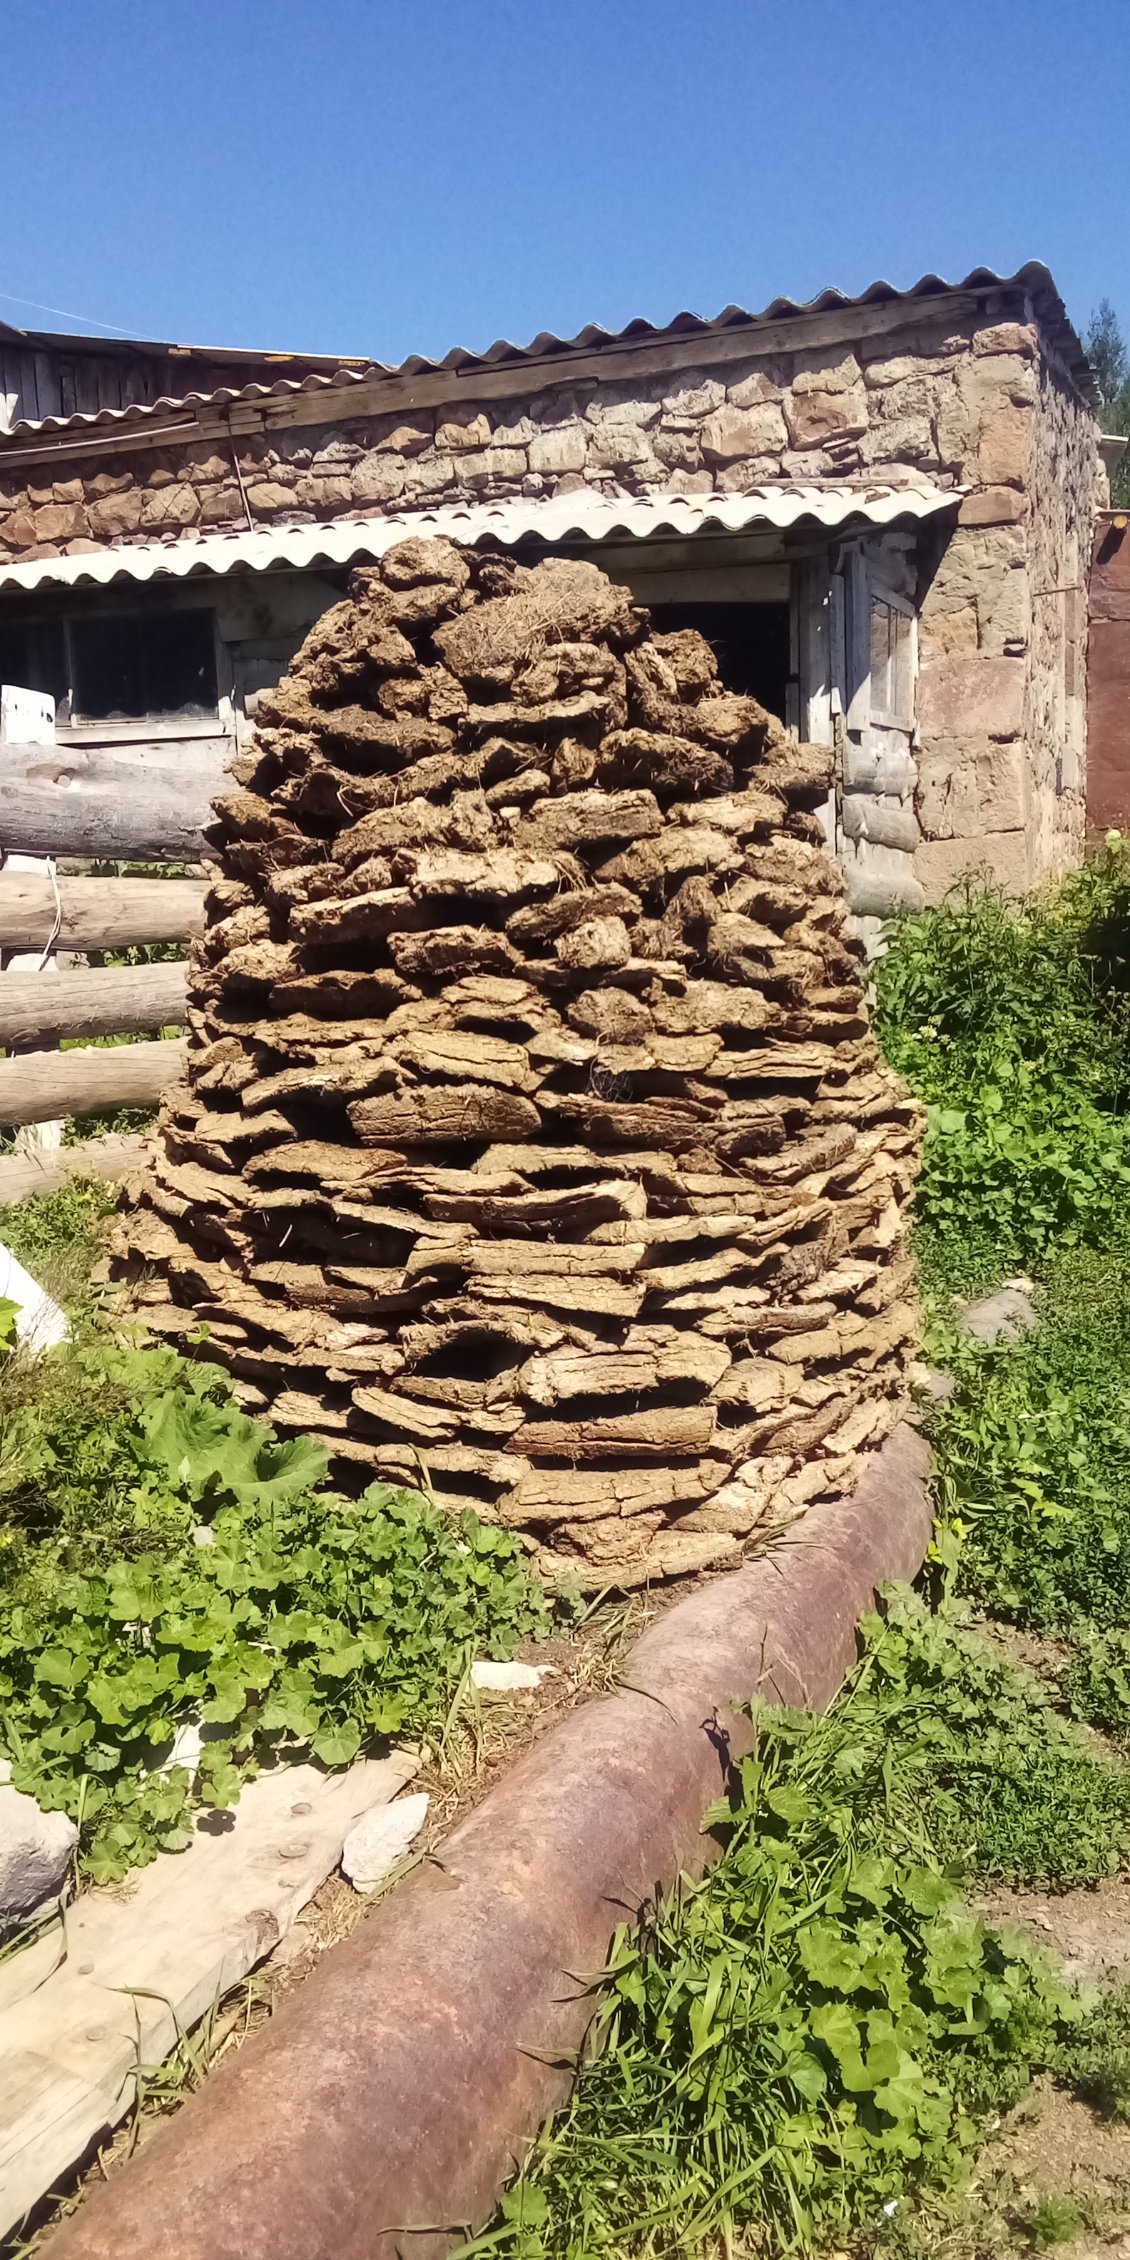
[0,1039,185,1127]
[0,962,187,1046]
[0,1133,145,1205]
[0,874,205,951]
[0,740,231,862]
[0,738,219,1147]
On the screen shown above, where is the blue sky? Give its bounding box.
[2,0,1127,366]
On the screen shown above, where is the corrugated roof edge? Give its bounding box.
[0,260,1094,443]
[0,317,371,371]
[0,483,963,595]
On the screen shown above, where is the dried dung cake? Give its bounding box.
[114,540,921,1588]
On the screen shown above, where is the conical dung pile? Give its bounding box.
[115,539,921,1588]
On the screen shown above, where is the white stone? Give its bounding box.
[341,1791,430,1894]
[470,1660,556,1692]
[155,1709,239,1776]
[956,1285,1038,1346]
[701,402,787,463]
[352,453,408,506]
[0,1242,68,1354]
[0,1782,77,1929]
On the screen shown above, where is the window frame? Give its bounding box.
[0,598,230,744]
[867,578,916,735]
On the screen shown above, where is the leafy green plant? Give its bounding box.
[0,1337,548,1881]
[874,856,1130,1291]
[0,1174,118,1307]
[458,1601,1080,2260]
[927,1252,1130,1634]
[0,1298,18,1356]
[0,1340,227,1575]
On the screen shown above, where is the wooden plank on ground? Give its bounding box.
[0,1038,185,1127]
[0,962,187,1046]
[0,1751,417,2241]
[0,875,205,951]
[0,741,232,862]
[0,1132,145,1206]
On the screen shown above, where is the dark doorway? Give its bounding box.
[648,601,792,721]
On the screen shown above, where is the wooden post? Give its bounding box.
[0,1132,145,1206]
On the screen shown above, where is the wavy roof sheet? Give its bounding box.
[0,261,1093,442]
[0,483,961,594]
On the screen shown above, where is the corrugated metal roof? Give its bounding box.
[0,261,1094,442]
[0,315,368,371]
[0,321,372,439]
[0,483,961,594]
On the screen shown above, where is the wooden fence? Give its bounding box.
[0,736,219,1200]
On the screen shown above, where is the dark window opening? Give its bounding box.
[647,601,792,722]
[0,619,68,708]
[69,611,217,721]
[0,608,218,723]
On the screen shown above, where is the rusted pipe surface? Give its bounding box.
[44,1423,931,2260]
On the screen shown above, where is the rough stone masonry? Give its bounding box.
[113,538,921,1587]
[0,277,1098,909]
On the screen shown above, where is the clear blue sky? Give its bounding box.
[2,0,1127,366]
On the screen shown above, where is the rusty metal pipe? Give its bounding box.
[44,1423,931,2260]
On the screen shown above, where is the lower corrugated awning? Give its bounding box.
[0,481,962,596]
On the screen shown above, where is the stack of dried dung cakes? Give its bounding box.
[114,538,921,1588]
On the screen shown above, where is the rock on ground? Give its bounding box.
[470,1660,555,1692]
[0,1771,78,1930]
[341,1792,430,1893]
[957,1279,1038,1346]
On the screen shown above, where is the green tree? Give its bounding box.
[1086,299,1130,504]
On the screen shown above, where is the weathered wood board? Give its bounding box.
[0,1750,417,2240]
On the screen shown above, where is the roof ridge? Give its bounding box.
[0,262,1094,447]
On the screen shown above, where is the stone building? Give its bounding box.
[0,264,1101,928]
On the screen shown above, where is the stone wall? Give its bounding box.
[0,297,1042,557]
[914,326,1096,897]
[0,285,1100,903]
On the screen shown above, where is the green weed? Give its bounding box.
[0,1335,548,1883]
[0,1176,117,1306]
[927,1254,1130,1633]
[873,853,1130,1292]
[861,1596,1130,1889]
[1052,1983,1130,2123]
[1018,2194,1086,2249]
[457,1600,1084,2260]
[1060,1629,1130,1738]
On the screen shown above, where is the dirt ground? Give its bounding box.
[979,1877,1130,1990]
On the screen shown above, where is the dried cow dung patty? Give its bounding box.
[113,541,921,1588]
